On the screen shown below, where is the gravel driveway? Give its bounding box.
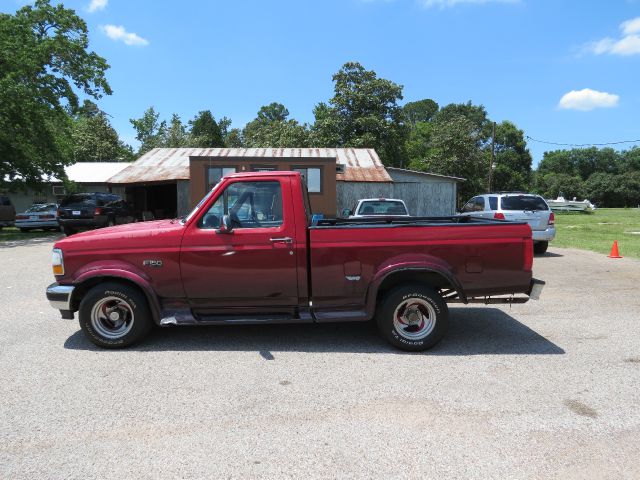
[1,239,639,479]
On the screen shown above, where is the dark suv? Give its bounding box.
[58,192,135,236]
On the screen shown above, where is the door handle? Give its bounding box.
[270,237,293,244]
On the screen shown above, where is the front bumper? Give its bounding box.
[46,283,75,318]
[532,226,556,242]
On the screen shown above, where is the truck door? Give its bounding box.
[180,178,299,310]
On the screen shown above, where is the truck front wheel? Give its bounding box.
[78,282,153,348]
[376,284,448,352]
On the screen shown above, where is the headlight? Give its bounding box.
[52,248,64,276]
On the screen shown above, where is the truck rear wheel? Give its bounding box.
[376,284,448,352]
[78,282,153,348]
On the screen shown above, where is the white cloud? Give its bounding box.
[100,25,149,46]
[87,0,108,12]
[558,88,619,111]
[585,17,640,56]
[418,0,519,8]
[621,16,640,35]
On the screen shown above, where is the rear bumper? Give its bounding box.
[532,226,556,242]
[46,283,75,318]
[15,220,59,229]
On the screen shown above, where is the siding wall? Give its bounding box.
[337,181,457,217]
[5,184,122,213]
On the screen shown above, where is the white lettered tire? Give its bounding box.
[376,284,448,351]
[79,282,153,348]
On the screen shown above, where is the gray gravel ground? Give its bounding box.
[1,239,639,479]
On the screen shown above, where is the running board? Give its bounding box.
[159,308,309,326]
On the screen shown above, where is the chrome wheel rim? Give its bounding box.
[90,296,134,339]
[393,297,436,341]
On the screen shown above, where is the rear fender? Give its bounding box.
[365,254,466,317]
[71,261,161,323]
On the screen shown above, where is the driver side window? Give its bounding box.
[199,181,283,229]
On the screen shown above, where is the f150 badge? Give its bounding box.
[143,259,163,268]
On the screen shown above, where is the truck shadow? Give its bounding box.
[64,307,564,355]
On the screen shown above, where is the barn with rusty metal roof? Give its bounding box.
[106,147,462,218]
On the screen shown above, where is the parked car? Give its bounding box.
[343,198,410,218]
[57,192,135,236]
[46,171,544,351]
[459,192,555,254]
[0,195,16,229]
[15,203,60,232]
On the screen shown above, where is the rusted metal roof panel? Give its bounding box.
[107,147,393,184]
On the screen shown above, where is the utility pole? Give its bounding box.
[488,121,496,192]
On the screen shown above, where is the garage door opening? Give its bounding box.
[127,183,177,221]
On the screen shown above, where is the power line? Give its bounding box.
[525,135,640,147]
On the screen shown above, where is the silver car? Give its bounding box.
[459,192,555,254]
[15,203,60,232]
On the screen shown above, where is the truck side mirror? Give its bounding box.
[216,214,233,234]
[341,209,352,218]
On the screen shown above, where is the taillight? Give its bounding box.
[548,212,555,226]
[494,212,505,220]
[94,207,103,215]
[524,238,533,271]
[15,215,27,220]
[41,214,54,219]
[57,208,63,217]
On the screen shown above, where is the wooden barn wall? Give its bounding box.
[336,181,457,216]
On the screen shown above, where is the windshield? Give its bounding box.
[357,200,407,216]
[26,204,56,213]
[501,195,548,211]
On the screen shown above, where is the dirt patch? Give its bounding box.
[625,357,640,364]
[564,399,598,418]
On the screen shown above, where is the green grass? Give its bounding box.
[0,226,60,242]
[552,208,640,259]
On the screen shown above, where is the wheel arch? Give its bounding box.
[366,266,466,316]
[70,273,161,324]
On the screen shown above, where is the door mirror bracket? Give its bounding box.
[215,214,234,234]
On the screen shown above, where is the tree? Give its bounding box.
[243,103,311,147]
[72,100,133,162]
[490,121,532,192]
[218,117,244,147]
[409,115,485,199]
[162,114,188,148]
[403,99,439,125]
[130,107,165,155]
[311,62,409,166]
[188,110,224,148]
[0,0,111,187]
[257,102,289,123]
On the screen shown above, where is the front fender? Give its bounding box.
[71,261,161,323]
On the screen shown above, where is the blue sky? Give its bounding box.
[5,0,640,166]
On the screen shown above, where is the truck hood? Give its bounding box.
[54,219,185,251]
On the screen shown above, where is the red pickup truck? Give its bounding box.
[46,171,544,351]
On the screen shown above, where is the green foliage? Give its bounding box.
[409,115,484,199]
[243,103,310,147]
[403,99,439,125]
[0,0,111,187]
[537,147,640,207]
[311,62,409,166]
[162,114,189,148]
[405,101,532,199]
[130,107,165,155]
[72,101,133,162]
[189,110,224,148]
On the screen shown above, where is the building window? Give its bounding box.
[207,166,237,190]
[293,167,321,193]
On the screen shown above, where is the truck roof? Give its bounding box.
[225,170,301,179]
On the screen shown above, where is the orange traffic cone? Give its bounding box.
[607,240,623,258]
